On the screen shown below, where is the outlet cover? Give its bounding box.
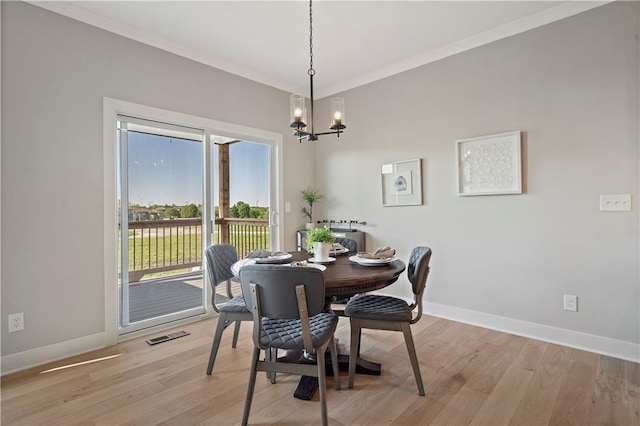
[563,295,578,312]
[600,194,631,211]
[8,313,24,332]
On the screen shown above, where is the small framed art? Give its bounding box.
[381,158,422,206]
[456,131,522,196]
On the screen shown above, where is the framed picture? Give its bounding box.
[381,158,422,206]
[456,131,522,196]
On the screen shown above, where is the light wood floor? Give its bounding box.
[2,314,638,425]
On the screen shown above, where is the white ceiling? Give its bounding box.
[33,1,608,99]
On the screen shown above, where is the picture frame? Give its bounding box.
[381,158,422,206]
[456,131,522,196]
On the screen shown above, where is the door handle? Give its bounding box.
[270,210,278,226]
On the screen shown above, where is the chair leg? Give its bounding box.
[232,320,242,348]
[401,323,425,396]
[329,336,341,390]
[241,347,261,426]
[206,312,228,375]
[348,318,361,389]
[266,347,277,383]
[317,344,329,426]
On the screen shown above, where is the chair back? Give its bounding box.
[335,237,358,253]
[239,265,325,319]
[205,244,238,290]
[407,246,432,323]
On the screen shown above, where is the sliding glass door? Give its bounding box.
[113,110,282,337]
[211,139,272,254]
[117,116,206,334]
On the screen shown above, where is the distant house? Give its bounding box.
[154,207,166,219]
[128,208,163,221]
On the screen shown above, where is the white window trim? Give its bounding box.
[102,97,284,345]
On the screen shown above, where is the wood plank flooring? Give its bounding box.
[2,314,638,425]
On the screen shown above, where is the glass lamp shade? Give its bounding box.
[290,94,307,128]
[329,97,346,130]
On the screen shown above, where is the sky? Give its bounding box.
[127,131,269,207]
[226,142,269,207]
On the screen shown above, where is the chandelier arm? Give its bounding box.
[314,130,342,136]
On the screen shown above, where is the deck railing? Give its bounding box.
[125,217,269,282]
[220,218,270,259]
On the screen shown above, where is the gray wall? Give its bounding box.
[1,1,638,366]
[316,2,639,346]
[1,1,314,357]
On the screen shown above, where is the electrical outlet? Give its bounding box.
[8,312,24,332]
[563,295,578,312]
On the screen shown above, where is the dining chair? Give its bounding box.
[344,246,432,395]
[334,237,358,253]
[204,244,252,375]
[239,264,340,426]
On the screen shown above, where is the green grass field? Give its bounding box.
[122,228,270,276]
[128,233,203,270]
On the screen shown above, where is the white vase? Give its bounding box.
[313,242,331,262]
[305,222,315,230]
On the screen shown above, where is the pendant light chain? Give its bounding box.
[308,0,315,76]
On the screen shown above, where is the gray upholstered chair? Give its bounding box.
[205,244,252,375]
[334,237,358,253]
[239,264,340,426]
[344,246,432,395]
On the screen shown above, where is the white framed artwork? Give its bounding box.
[456,131,522,196]
[381,158,422,206]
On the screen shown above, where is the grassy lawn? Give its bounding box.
[129,233,202,270]
[121,228,270,275]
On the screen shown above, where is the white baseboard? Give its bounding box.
[423,301,640,363]
[1,312,215,376]
[1,332,107,376]
[3,301,637,375]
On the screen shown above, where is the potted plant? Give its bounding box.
[300,188,325,230]
[306,225,336,261]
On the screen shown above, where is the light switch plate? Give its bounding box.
[600,194,631,211]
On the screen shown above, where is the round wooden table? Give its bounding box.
[233,250,406,298]
[232,250,406,400]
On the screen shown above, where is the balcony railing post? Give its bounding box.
[221,219,230,244]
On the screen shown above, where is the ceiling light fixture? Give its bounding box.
[289,0,346,142]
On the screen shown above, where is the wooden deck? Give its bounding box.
[128,271,204,323]
[128,271,243,323]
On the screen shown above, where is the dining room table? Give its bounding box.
[231,249,406,400]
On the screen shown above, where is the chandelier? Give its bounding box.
[289,0,346,142]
